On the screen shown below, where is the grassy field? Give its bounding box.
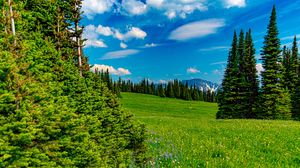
[121,92,300,167]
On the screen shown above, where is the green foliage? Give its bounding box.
[259,6,291,119]
[217,31,241,119]
[122,93,300,167]
[0,1,146,167]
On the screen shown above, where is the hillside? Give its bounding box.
[121,93,300,167]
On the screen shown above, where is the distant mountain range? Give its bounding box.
[183,79,220,92]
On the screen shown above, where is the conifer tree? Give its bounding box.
[259,6,291,119]
[243,29,259,118]
[291,37,300,119]
[166,81,175,98]
[217,31,240,119]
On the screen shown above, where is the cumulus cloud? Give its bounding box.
[120,42,128,49]
[90,64,131,76]
[256,63,264,75]
[102,49,140,60]
[169,19,225,41]
[84,24,147,48]
[96,25,114,36]
[116,27,147,41]
[122,0,147,15]
[187,67,200,74]
[82,0,114,19]
[85,40,108,48]
[83,25,108,48]
[224,0,246,8]
[147,0,164,7]
[148,0,208,19]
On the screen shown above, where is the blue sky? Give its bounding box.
[82,0,300,84]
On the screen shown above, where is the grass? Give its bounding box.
[121,92,300,167]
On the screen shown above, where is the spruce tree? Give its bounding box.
[217,31,240,119]
[259,6,291,119]
[243,29,259,118]
[291,37,300,119]
[237,30,248,118]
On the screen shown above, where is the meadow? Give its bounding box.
[121,93,300,167]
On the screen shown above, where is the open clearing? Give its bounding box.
[121,92,300,167]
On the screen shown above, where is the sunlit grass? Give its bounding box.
[121,92,300,167]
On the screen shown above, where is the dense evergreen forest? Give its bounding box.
[94,69,217,103]
[217,6,300,120]
[0,0,147,167]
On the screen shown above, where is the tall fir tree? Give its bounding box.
[236,30,248,118]
[217,31,241,119]
[259,6,291,119]
[242,29,259,118]
[291,36,300,119]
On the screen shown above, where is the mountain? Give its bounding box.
[183,78,220,92]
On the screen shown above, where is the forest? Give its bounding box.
[217,6,300,120]
[0,0,147,167]
[94,69,218,103]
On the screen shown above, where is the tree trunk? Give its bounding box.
[8,0,16,45]
[75,0,82,77]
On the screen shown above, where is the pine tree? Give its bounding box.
[166,81,175,98]
[236,30,248,118]
[259,6,291,119]
[242,29,259,118]
[217,31,240,119]
[0,1,147,166]
[291,36,300,119]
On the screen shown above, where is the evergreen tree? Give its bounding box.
[166,81,175,98]
[242,29,259,118]
[291,37,300,119]
[0,1,146,167]
[217,31,240,119]
[259,6,291,119]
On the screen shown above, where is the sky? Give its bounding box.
[82,0,300,84]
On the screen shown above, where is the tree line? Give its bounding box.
[94,69,218,103]
[0,0,146,167]
[217,6,300,120]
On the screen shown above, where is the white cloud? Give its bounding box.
[166,11,176,19]
[210,61,227,65]
[90,64,131,76]
[122,27,147,41]
[96,25,114,36]
[147,0,164,7]
[199,46,230,52]
[225,0,246,8]
[84,24,147,48]
[280,34,300,41]
[148,0,208,19]
[187,67,200,74]
[84,40,108,48]
[256,63,264,75]
[122,0,147,15]
[169,19,225,41]
[82,0,115,19]
[102,49,140,60]
[144,43,158,48]
[120,42,128,49]
[83,25,108,48]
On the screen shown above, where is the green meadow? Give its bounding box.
[121,92,300,167]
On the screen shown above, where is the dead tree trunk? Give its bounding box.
[8,0,16,45]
